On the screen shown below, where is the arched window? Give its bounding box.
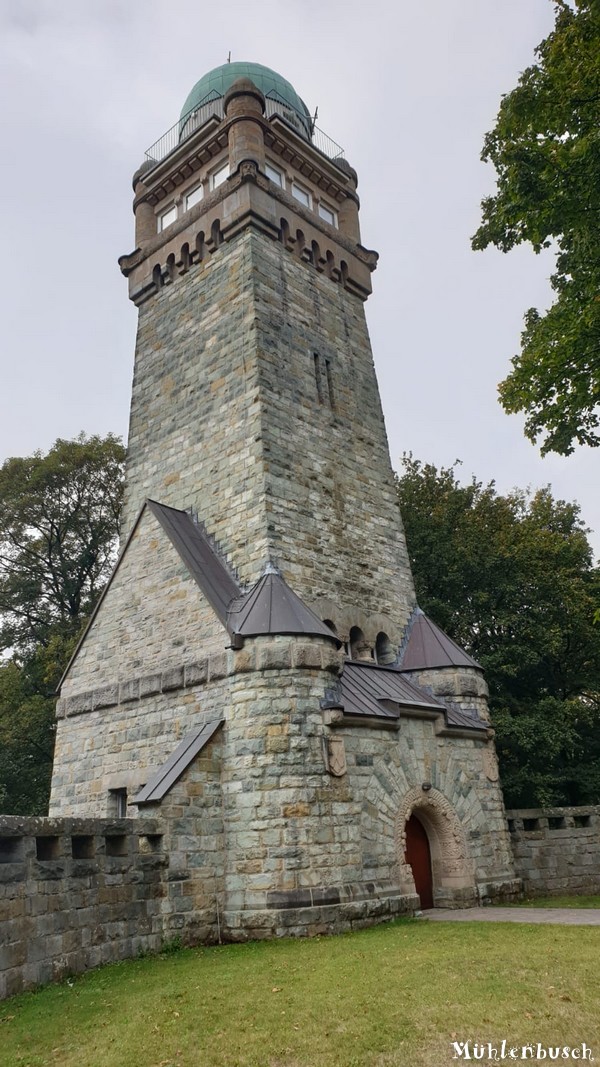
[349,626,370,661]
[375,631,396,666]
[323,618,337,635]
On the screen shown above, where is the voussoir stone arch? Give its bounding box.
[395,786,475,905]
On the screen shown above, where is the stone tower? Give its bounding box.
[119,62,415,651]
[50,63,519,940]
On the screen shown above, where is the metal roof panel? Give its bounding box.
[147,501,240,625]
[399,607,481,671]
[228,569,341,645]
[133,719,224,804]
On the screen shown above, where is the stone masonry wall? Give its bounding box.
[0,816,166,999]
[121,228,415,644]
[61,507,227,696]
[121,231,268,583]
[135,729,225,945]
[218,638,517,938]
[50,675,230,817]
[506,806,600,897]
[51,505,232,817]
[250,233,415,640]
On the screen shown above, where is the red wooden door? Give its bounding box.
[405,813,433,909]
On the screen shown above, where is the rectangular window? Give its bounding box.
[313,352,323,404]
[185,184,204,210]
[324,357,335,408]
[158,204,177,231]
[110,788,128,818]
[36,836,60,861]
[313,353,335,409]
[318,202,338,228]
[72,835,95,860]
[0,837,23,863]
[105,834,128,858]
[292,182,311,208]
[573,815,591,828]
[211,161,230,189]
[265,162,284,187]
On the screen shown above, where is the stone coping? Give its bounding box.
[505,806,600,819]
[0,815,162,834]
[58,639,342,719]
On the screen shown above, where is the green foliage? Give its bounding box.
[472,0,600,455]
[0,642,73,816]
[0,433,125,654]
[0,434,125,815]
[397,455,600,807]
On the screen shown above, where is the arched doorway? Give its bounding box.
[395,786,475,908]
[404,813,433,909]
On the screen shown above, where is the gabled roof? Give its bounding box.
[133,719,224,805]
[227,566,341,645]
[339,660,487,733]
[398,607,481,671]
[59,499,339,691]
[147,500,240,626]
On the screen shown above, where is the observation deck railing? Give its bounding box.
[144,90,345,165]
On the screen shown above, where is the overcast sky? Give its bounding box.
[1,0,597,558]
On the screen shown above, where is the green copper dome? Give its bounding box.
[180,62,312,139]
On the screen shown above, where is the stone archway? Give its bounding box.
[395,786,476,908]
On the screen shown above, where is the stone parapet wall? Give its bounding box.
[0,816,167,1000]
[506,806,600,897]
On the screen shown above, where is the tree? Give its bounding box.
[472,0,600,455]
[0,434,125,654]
[397,455,600,807]
[0,434,125,814]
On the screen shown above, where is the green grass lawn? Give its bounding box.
[2,918,599,1067]
[506,895,600,908]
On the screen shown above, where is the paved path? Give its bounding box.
[420,906,600,925]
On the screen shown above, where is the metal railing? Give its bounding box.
[144,89,344,165]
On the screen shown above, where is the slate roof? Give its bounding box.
[398,607,481,671]
[339,660,487,733]
[133,719,224,805]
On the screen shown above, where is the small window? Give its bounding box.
[573,815,591,828]
[72,835,95,860]
[349,626,368,661]
[110,788,128,818]
[318,202,338,228]
[375,631,395,666]
[211,161,230,190]
[265,162,285,187]
[0,837,23,863]
[185,184,204,210]
[105,834,128,858]
[291,182,311,208]
[158,204,177,232]
[139,834,164,854]
[36,836,60,861]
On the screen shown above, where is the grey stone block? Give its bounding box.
[161,666,184,692]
